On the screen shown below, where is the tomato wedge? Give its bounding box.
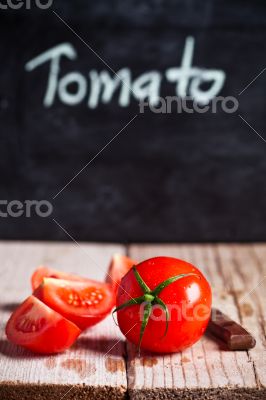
[34,278,115,330]
[31,266,87,291]
[106,254,136,292]
[6,296,81,354]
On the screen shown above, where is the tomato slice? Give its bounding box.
[34,278,115,330]
[106,254,136,292]
[31,266,87,291]
[5,296,81,354]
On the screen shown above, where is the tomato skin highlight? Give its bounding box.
[31,266,87,291]
[116,257,212,353]
[106,254,136,292]
[6,296,81,354]
[34,278,115,330]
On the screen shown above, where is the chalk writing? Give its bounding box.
[25,37,226,108]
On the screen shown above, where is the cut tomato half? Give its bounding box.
[31,266,88,291]
[34,278,115,330]
[5,296,81,354]
[106,254,136,293]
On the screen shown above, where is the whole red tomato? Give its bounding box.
[115,257,212,353]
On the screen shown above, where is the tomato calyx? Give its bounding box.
[113,266,199,351]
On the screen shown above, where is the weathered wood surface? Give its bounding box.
[0,242,265,399]
[0,242,127,400]
[127,244,266,399]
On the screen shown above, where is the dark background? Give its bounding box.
[1,0,266,242]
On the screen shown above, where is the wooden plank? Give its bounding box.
[0,241,127,400]
[127,244,265,399]
[217,244,266,388]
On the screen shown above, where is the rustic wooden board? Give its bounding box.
[0,242,265,399]
[0,242,127,400]
[127,244,266,399]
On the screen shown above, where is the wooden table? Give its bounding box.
[0,242,265,399]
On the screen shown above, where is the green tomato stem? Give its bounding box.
[113,266,199,353]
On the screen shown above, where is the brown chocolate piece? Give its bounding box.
[207,308,256,350]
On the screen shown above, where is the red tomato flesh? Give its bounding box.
[34,278,115,330]
[106,254,136,292]
[31,266,87,291]
[116,257,212,353]
[6,296,81,354]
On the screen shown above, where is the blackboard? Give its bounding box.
[1,0,266,242]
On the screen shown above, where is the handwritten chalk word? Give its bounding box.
[0,0,53,9]
[25,37,226,108]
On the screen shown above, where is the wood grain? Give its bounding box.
[216,244,266,388]
[128,244,266,399]
[0,242,127,400]
[0,242,265,399]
